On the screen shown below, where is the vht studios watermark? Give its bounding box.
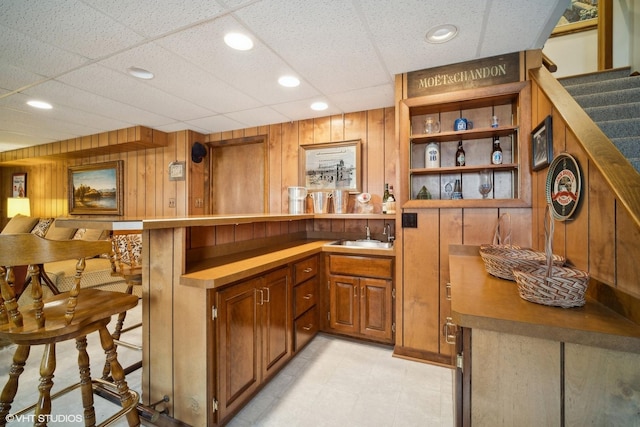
[5,413,84,423]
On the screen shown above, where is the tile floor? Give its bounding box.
[0,303,455,426]
[228,334,455,427]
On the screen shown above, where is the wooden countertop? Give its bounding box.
[56,213,394,230]
[449,244,640,353]
[181,239,394,290]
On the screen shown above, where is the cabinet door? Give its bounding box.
[328,274,359,335]
[216,278,260,420]
[360,277,393,342]
[260,267,290,380]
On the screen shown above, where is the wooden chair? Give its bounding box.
[0,233,140,426]
[103,231,143,380]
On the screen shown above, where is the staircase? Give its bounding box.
[560,67,640,174]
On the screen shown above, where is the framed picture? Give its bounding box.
[12,173,27,197]
[168,161,186,181]
[532,115,553,171]
[299,140,361,192]
[68,161,124,215]
[551,1,598,37]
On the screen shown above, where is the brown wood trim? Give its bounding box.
[0,125,168,166]
[529,66,640,229]
[542,53,558,73]
[393,345,455,367]
[598,0,613,70]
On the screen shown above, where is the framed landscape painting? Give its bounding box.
[68,161,124,215]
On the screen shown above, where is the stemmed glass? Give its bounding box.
[478,170,492,199]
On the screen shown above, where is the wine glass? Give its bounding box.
[478,170,492,199]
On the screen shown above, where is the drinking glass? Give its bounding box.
[478,170,492,199]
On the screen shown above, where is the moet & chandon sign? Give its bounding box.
[407,52,520,97]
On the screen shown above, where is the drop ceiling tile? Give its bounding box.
[269,98,343,122]
[359,0,487,74]
[0,104,104,142]
[97,42,264,113]
[155,15,321,105]
[233,1,391,93]
[56,63,216,121]
[0,64,48,92]
[184,114,247,133]
[0,0,144,58]
[0,25,87,77]
[224,106,290,128]
[329,84,395,113]
[82,0,227,38]
[0,132,53,151]
[21,80,174,128]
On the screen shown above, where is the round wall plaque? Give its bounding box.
[545,153,582,221]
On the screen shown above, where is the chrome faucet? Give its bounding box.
[383,223,394,242]
[365,225,371,240]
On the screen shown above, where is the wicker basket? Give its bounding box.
[513,206,589,308]
[480,214,564,281]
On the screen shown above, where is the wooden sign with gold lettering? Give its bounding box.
[407,52,520,98]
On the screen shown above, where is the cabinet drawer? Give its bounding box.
[329,254,393,279]
[294,277,317,318]
[294,305,318,352]
[294,256,318,285]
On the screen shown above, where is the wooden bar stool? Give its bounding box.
[0,233,140,426]
[102,231,143,380]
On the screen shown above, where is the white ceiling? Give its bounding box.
[0,0,569,153]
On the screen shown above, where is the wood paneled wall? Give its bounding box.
[531,80,640,319]
[0,130,204,228]
[1,109,396,234]
[202,108,397,215]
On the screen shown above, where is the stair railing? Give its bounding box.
[529,66,640,229]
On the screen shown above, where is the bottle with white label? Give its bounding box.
[491,137,503,165]
[425,142,440,168]
[387,186,396,214]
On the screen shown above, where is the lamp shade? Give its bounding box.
[7,197,31,217]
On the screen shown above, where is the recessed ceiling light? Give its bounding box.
[224,32,253,51]
[127,66,154,79]
[426,24,458,44]
[27,100,52,109]
[278,75,300,87]
[310,101,328,111]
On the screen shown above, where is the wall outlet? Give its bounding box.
[169,198,176,208]
[195,198,203,208]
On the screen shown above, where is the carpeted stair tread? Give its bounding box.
[597,119,640,139]
[584,102,640,122]
[610,137,640,159]
[558,67,631,86]
[561,66,640,174]
[564,75,640,96]
[572,87,640,109]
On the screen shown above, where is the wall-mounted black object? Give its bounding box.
[402,212,417,228]
[191,142,207,163]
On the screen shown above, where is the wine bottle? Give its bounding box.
[387,186,396,214]
[382,184,389,213]
[491,137,503,165]
[455,141,465,166]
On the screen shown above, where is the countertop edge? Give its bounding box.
[450,245,640,354]
[180,240,395,290]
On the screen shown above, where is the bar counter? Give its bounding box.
[449,244,640,353]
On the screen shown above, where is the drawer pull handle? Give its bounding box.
[303,293,313,300]
[303,267,313,273]
[302,324,313,331]
[446,282,452,301]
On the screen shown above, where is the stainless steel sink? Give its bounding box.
[331,239,393,249]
